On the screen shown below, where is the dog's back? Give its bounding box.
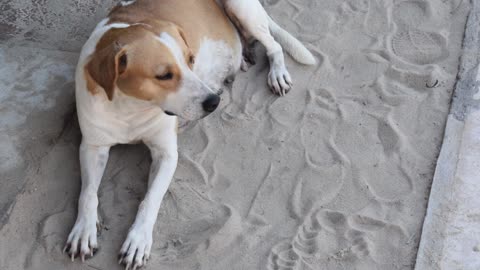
[109,0,240,55]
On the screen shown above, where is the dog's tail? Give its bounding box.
[268,16,316,66]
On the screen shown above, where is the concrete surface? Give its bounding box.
[0,0,115,227]
[0,0,115,51]
[415,0,480,269]
[0,0,119,226]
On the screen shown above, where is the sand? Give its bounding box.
[0,0,471,269]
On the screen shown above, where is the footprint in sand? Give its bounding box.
[334,107,414,202]
[390,0,449,65]
[267,93,306,128]
[154,181,239,262]
[368,118,414,201]
[391,29,448,65]
[349,215,408,265]
[393,0,429,27]
[156,204,233,262]
[267,209,407,270]
[287,88,347,218]
[266,210,355,269]
[267,209,325,270]
[364,0,391,37]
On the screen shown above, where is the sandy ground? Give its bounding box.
[0,0,471,269]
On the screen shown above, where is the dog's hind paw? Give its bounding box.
[241,58,251,72]
[268,65,292,96]
[267,50,293,96]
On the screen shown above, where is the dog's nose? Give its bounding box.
[202,94,220,113]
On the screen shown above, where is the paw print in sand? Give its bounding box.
[267,209,407,269]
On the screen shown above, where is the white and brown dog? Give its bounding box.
[64,0,315,268]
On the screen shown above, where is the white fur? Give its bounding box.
[155,33,216,120]
[119,0,136,7]
[193,38,242,93]
[64,142,109,262]
[222,0,315,95]
[267,17,316,65]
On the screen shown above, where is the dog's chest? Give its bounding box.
[192,38,242,92]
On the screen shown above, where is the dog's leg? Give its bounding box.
[65,141,110,261]
[118,131,178,270]
[241,37,257,71]
[223,0,293,96]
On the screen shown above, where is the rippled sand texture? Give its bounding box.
[0,0,470,269]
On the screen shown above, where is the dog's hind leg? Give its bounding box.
[65,141,110,262]
[241,38,257,71]
[222,0,292,96]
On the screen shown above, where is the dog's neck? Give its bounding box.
[109,88,161,117]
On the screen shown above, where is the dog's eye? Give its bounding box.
[156,72,173,81]
[189,55,195,65]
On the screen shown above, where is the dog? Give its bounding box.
[64,0,315,269]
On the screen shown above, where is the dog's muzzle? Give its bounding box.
[202,94,220,113]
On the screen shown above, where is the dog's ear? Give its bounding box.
[85,42,127,100]
[176,27,190,49]
[175,26,195,67]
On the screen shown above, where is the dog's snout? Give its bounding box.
[202,94,220,113]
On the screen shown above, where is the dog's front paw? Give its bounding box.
[268,66,293,96]
[118,224,153,270]
[64,216,99,262]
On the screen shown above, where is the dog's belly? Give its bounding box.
[193,38,242,93]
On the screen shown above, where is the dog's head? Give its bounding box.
[85,21,220,120]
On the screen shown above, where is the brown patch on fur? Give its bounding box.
[85,25,184,102]
[108,0,240,55]
[85,39,126,100]
[84,67,99,95]
[85,0,240,102]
